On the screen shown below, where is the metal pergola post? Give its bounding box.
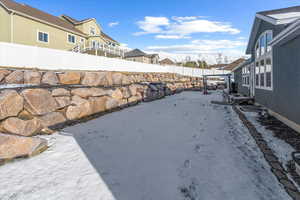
[202,74,232,95]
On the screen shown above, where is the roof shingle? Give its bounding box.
[0,0,86,36]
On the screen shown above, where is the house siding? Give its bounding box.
[0,6,11,42]
[256,36,300,125]
[125,56,152,64]
[12,13,83,51]
[236,17,300,127]
[250,20,286,62]
[234,66,249,96]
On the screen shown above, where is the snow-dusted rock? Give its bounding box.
[0,133,47,161]
[22,89,58,116]
[1,117,42,136]
[0,90,24,120]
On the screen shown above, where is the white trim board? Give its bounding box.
[268,109,300,134]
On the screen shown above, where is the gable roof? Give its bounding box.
[124,49,147,58]
[223,58,246,71]
[247,6,300,54]
[60,15,94,25]
[209,64,228,69]
[146,54,159,58]
[258,6,300,20]
[160,58,175,65]
[232,58,251,72]
[0,0,86,36]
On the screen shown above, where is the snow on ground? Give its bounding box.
[243,111,300,190]
[244,111,295,170]
[0,91,291,200]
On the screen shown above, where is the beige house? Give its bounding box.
[159,58,175,66]
[124,49,159,64]
[0,0,122,57]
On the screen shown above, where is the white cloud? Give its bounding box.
[119,43,132,51]
[108,22,119,27]
[155,35,191,39]
[145,39,246,64]
[134,17,169,36]
[167,20,240,35]
[134,16,240,39]
[237,36,247,40]
[147,39,246,53]
[172,16,199,22]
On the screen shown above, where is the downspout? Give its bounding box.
[10,11,14,43]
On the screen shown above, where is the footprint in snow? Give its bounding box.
[184,160,192,168]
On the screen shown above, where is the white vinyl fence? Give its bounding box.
[0,42,230,77]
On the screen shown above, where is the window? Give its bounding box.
[260,34,266,55]
[266,58,272,87]
[90,27,96,35]
[260,60,265,87]
[91,41,96,48]
[68,34,76,44]
[38,31,49,43]
[255,42,260,58]
[255,30,273,90]
[242,65,250,87]
[91,40,99,49]
[266,31,273,52]
[255,62,260,86]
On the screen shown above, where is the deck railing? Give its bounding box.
[72,44,125,57]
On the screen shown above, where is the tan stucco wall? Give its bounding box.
[75,20,101,36]
[11,14,84,50]
[0,6,11,42]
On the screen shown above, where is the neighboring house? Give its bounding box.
[146,54,159,64]
[233,6,300,133]
[223,58,245,71]
[159,58,176,66]
[124,49,159,64]
[0,0,122,57]
[209,64,228,70]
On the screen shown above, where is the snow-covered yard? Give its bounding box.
[0,91,291,200]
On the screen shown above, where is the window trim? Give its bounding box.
[242,65,250,87]
[67,34,76,44]
[90,26,96,36]
[37,30,49,44]
[255,30,273,91]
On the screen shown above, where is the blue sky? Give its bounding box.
[19,0,300,62]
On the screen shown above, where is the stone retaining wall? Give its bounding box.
[0,68,203,164]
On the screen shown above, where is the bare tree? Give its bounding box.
[224,56,229,64]
[216,53,223,64]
